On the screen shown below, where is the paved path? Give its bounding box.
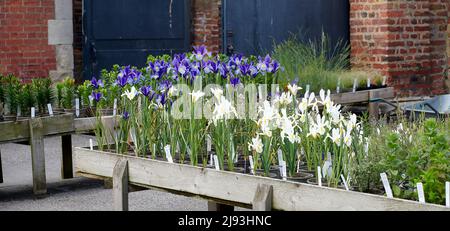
[0,135,219,211]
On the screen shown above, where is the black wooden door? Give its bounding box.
[223,0,349,55]
[83,0,191,80]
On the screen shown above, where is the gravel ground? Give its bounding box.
[0,135,228,211]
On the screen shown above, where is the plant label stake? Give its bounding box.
[176,142,180,153]
[206,135,211,153]
[417,182,425,203]
[89,139,93,150]
[152,143,156,157]
[258,85,264,101]
[209,153,214,166]
[367,78,371,88]
[75,98,80,117]
[340,174,349,191]
[382,76,387,86]
[47,104,53,116]
[446,182,449,207]
[317,166,322,187]
[17,106,21,117]
[277,149,283,167]
[213,155,220,170]
[280,161,287,181]
[249,156,255,175]
[380,172,393,198]
[31,107,35,118]
[164,145,173,163]
[88,95,93,106]
[113,99,117,116]
[352,79,357,93]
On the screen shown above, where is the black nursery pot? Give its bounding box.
[254,169,279,179]
[306,178,346,190]
[287,172,314,183]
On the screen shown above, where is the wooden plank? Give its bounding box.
[331,87,394,105]
[0,113,74,143]
[73,148,450,211]
[252,184,273,211]
[61,135,73,179]
[113,159,129,211]
[74,116,118,133]
[0,147,3,183]
[29,118,47,195]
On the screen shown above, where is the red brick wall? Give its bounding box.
[350,0,449,96]
[0,0,56,82]
[191,0,222,54]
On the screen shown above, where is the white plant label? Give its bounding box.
[75,98,80,117]
[296,159,301,173]
[417,182,425,203]
[305,84,310,94]
[31,107,35,118]
[213,155,220,170]
[380,172,393,198]
[317,166,322,187]
[277,149,283,167]
[367,78,371,88]
[258,85,264,101]
[47,104,53,116]
[209,153,214,166]
[340,174,349,191]
[17,106,21,117]
[280,161,287,181]
[206,135,211,152]
[113,99,117,116]
[152,143,156,156]
[382,76,387,86]
[446,182,449,207]
[164,145,173,163]
[249,156,255,175]
[89,139,93,150]
[352,79,357,93]
[88,95,93,106]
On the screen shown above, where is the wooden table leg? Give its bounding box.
[113,159,129,211]
[61,135,73,179]
[0,147,3,183]
[29,119,47,195]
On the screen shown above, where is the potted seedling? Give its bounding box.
[17,83,36,118]
[61,77,76,114]
[3,74,21,118]
[32,78,54,115]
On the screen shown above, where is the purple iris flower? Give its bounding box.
[158,80,172,92]
[219,62,228,78]
[193,45,210,60]
[140,86,152,97]
[116,75,128,87]
[230,54,244,66]
[92,91,102,102]
[239,63,251,76]
[90,77,103,89]
[268,60,280,73]
[204,60,219,74]
[249,63,259,78]
[230,76,240,87]
[155,93,167,106]
[122,111,129,120]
